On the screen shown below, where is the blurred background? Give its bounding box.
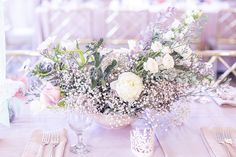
[2,0,236,86]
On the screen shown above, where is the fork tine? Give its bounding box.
[227,129,232,139]
[47,132,51,143]
[56,130,60,143]
[52,131,55,143]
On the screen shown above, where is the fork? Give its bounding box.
[216,129,231,157]
[224,129,233,145]
[50,131,60,157]
[223,129,236,157]
[37,132,50,157]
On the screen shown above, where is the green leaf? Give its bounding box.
[77,50,86,65]
[76,40,80,49]
[94,52,101,67]
[57,100,65,108]
[91,77,97,89]
[104,60,117,78]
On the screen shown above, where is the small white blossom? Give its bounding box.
[151,41,162,52]
[171,19,181,29]
[128,40,136,50]
[174,44,192,59]
[182,46,193,59]
[163,31,175,41]
[61,40,78,51]
[143,58,159,74]
[184,16,195,25]
[162,46,172,54]
[37,36,56,51]
[162,54,175,69]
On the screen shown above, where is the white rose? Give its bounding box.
[162,46,172,54]
[61,40,78,51]
[143,58,159,74]
[151,41,162,52]
[163,31,175,41]
[171,19,181,29]
[162,54,175,69]
[110,72,143,102]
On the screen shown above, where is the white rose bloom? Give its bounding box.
[61,40,78,51]
[143,58,159,74]
[37,36,56,51]
[162,46,172,54]
[110,72,143,102]
[162,54,175,69]
[151,41,162,52]
[171,19,181,29]
[163,31,175,41]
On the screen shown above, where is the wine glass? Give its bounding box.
[67,109,93,154]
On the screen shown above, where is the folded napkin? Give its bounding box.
[214,87,236,107]
[21,129,67,157]
[201,127,236,157]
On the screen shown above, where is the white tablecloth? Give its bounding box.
[0,98,236,157]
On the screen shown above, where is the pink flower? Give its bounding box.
[40,83,61,106]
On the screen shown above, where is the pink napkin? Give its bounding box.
[21,129,67,157]
[201,127,236,157]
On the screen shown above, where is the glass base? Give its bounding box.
[70,144,91,154]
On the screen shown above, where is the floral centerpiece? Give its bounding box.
[32,10,213,128]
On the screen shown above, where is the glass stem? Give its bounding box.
[76,131,85,147]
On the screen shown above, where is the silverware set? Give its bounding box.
[216,128,235,157]
[37,131,60,157]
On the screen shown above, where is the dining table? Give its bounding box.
[0,94,236,157]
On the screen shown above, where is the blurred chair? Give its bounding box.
[204,9,236,76]
[4,0,37,50]
[36,5,94,46]
[197,50,236,86]
[104,10,148,48]
[209,9,236,50]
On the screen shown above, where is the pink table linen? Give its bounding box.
[0,98,236,157]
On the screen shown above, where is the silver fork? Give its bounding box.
[224,129,234,145]
[223,129,236,157]
[50,131,60,157]
[37,132,50,157]
[216,128,231,157]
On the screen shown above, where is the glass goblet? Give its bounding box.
[67,109,92,154]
